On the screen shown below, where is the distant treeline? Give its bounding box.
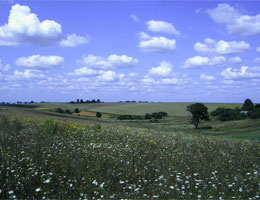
[118,101,149,103]
[117,111,168,121]
[69,99,102,104]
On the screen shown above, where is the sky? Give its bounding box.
[0,0,260,103]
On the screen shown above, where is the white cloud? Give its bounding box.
[73,67,98,76]
[183,56,226,68]
[139,36,176,53]
[97,70,125,82]
[254,58,260,64]
[229,56,242,64]
[221,66,260,79]
[257,46,260,52]
[15,55,64,69]
[194,38,250,55]
[12,69,45,80]
[0,4,62,46]
[146,20,181,35]
[79,54,138,69]
[207,3,260,36]
[148,61,173,77]
[60,34,89,47]
[200,74,216,81]
[0,59,11,72]
[138,32,151,40]
[130,14,140,22]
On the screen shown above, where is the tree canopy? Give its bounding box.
[187,103,209,129]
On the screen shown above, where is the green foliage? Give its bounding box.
[56,107,64,113]
[145,113,152,119]
[218,108,247,121]
[242,99,254,111]
[187,103,209,129]
[248,108,260,119]
[210,107,226,116]
[255,104,260,109]
[96,112,102,118]
[117,115,143,120]
[64,109,72,114]
[74,108,80,113]
[40,118,62,136]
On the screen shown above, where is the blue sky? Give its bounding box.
[0,0,260,103]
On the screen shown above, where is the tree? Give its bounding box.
[77,99,79,103]
[74,108,80,113]
[187,103,209,129]
[242,99,254,111]
[80,99,84,103]
[96,112,102,118]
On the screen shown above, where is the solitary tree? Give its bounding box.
[187,103,209,129]
[242,99,254,111]
[74,108,80,113]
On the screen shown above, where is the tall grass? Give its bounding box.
[0,114,259,199]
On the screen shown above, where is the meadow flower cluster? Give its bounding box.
[0,114,259,199]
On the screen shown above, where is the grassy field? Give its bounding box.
[28,102,242,117]
[0,114,259,199]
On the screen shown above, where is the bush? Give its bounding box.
[248,108,260,119]
[151,112,163,119]
[242,98,254,111]
[218,108,246,121]
[64,109,72,114]
[210,107,226,116]
[74,108,80,113]
[255,104,260,109]
[96,112,102,118]
[145,113,152,119]
[56,108,64,113]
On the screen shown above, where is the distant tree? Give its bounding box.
[97,99,101,103]
[64,109,72,114]
[242,99,254,111]
[145,113,152,119]
[254,104,260,109]
[187,103,209,129]
[77,99,79,103]
[74,108,80,113]
[96,112,102,118]
[80,99,84,103]
[56,108,64,113]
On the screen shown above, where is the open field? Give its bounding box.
[0,113,259,199]
[1,102,260,141]
[28,102,243,117]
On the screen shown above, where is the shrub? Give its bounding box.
[64,109,72,114]
[210,107,226,116]
[255,104,260,109]
[56,108,64,113]
[145,113,152,119]
[242,98,254,111]
[74,108,80,113]
[96,112,102,118]
[248,108,260,119]
[218,108,246,121]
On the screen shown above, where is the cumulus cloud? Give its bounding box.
[0,4,62,46]
[12,69,45,80]
[183,56,226,68]
[148,61,173,77]
[15,55,64,70]
[138,32,151,40]
[229,56,242,64]
[139,36,176,53]
[72,67,98,76]
[200,74,216,81]
[146,20,181,35]
[130,14,140,22]
[194,38,250,55]
[257,46,260,52]
[60,34,89,47]
[0,59,11,72]
[79,54,138,69]
[221,66,260,79]
[97,70,125,82]
[207,3,260,36]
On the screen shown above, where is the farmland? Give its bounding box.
[0,102,260,199]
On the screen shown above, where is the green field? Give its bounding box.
[0,106,259,199]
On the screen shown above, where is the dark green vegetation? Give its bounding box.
[187,103,209,129]
[0,114,259,199]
